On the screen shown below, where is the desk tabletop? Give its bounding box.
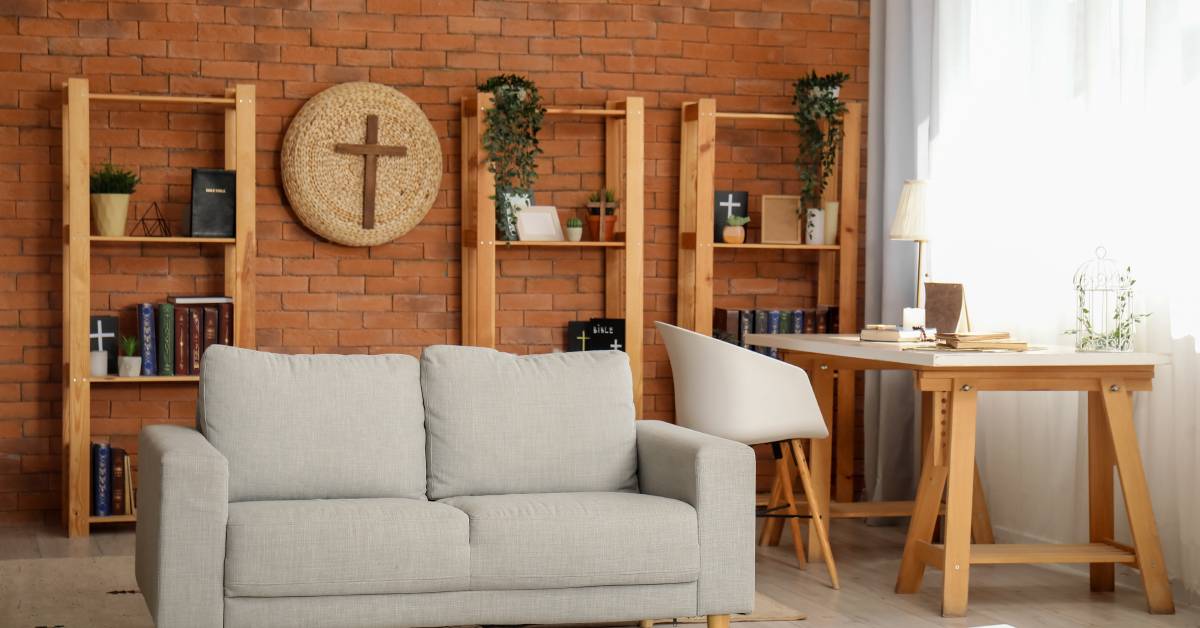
[742,334,1169,368]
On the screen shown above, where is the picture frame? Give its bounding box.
[760,195,804,244]
[516,205,564,241]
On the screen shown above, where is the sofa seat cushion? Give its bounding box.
[440,492,699,590]
[225,498,469,597]
[421,345,638,499]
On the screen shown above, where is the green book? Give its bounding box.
[157,302,174,376]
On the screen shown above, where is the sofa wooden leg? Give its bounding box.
[707,614,730,628]
[640,621,655,628]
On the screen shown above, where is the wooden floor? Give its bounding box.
[2,520,1199,627]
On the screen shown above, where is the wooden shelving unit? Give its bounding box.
[60,78,256,537]
[676,98,863,502]
[460,95,645,414]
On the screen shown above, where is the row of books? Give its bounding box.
[91,442,135,517]
[140,296,234,376]
[714,306,839,358]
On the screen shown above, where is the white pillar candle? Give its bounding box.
[902,307,926,330]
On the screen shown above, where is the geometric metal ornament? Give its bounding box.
[130,201,171,237]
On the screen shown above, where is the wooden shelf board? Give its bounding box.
[545,107,624,117]
[90,235,236,245]
[715,111,793,121]
[90,375,199,384]
[496,240,625,248]
[714,242,840,251]
[90,93,235,107]
[90,514,136,524]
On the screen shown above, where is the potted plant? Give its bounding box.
[478,74,545,241]
[565,216,583,242]
[793,71,849,242]
[90,162,140,237]
[723,214,750,244]
[117,335,141,377]
[586,189,619,241]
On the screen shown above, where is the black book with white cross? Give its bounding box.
[565,318,626,352]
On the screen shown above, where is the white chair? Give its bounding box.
[656,322,838,589]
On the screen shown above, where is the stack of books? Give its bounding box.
[91,442,134,517]
[936,331,1028,351]
[713,306,839,358]
[860,324,937,342]
[137,296,234,376]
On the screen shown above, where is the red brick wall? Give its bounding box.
[0,0,869,524]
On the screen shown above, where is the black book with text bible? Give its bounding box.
[186,168,236,237]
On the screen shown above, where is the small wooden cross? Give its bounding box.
[334,114,407,230]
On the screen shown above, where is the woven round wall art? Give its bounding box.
[281,82,443,247]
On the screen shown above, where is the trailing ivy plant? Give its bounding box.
[793,71,849,208]
[478,75,545,239]
[90,162,140,195]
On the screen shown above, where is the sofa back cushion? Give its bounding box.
[421,345,638,499]
[198,346,427,502]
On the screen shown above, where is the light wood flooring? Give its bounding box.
[1,520,1198,627]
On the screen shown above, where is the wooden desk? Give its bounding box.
[744,333,1174,617]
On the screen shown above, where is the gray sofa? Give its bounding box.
[135,344,755,628]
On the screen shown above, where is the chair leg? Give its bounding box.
[707,615,730,628]
[758,467,784,546]
[775,446,808,568]
[790,439,839,590]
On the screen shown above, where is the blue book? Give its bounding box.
[792,309,806,334]
[766,310,781,358]
[92,442,111,517]
[738,311,753,348]
[138,303,157,376]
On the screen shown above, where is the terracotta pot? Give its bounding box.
[91,193,131,237]
[722,225,746,244]
[586,214,617,241]
[565,226,583,242]
[118,355,141,377]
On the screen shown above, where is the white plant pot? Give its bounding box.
[90,193,131,237]
[118,356,142,377]
[823,201,839,244]
[89,351,108,377]
[565,226,583,242]
[805,208,826,245]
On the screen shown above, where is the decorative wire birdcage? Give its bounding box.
[1070,247,1148,352]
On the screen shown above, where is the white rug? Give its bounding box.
[0,555,803,627]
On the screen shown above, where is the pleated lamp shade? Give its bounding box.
[889,179,929,242]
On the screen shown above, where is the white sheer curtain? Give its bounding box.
[920,0,1200,598]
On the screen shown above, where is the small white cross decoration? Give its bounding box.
[719,193,742,214]
[609,338,623,351]
[90,319,114,351]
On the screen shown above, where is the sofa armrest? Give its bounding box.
[636,420,755,616]
[135,424,229,628]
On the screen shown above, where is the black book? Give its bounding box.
[588,318,626,352]
[185,168,236,237]
[713,308,741,345]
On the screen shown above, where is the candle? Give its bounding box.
[902,307,926,330]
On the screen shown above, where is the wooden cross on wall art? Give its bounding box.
[334,114,407,230]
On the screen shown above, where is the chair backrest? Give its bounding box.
[656,322,827,445]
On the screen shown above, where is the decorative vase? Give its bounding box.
[495,186,531,242]
[805,207,826,245]
[566,226,583,242]
[586,214,617,242]
[722,225,746,244]
[89,351,108,377]
[91,193,131,237]
[823,201,839,244]
[118,356,142,377]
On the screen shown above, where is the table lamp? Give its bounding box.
[890,179,929,308]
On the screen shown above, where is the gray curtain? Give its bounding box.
[863,0,935,506]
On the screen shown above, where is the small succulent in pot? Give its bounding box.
[565,216,583,242]
[89,163,140,237]
[586,189,619,215]
[723,214,750,244]
[117,335,142,377]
